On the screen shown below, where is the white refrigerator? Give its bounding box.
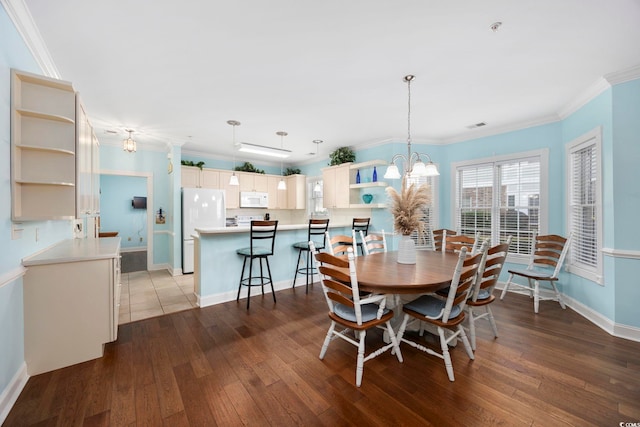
[182,187,226,273]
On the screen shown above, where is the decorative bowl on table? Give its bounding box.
[362,194,373,204]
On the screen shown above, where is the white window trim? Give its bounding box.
[450,148,549,264]
[565,127,604,285]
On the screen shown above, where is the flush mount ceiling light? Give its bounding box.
[277,131,288,190]
[122,129,136,153]
[490,21,502,32]
[236,142,292,159]
[227,120,241,186]
[384,75,439,180]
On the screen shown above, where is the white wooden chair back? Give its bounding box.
[470,236,511,302]
[440,243,487,323]
[527,232,573,279]
[444,232,481,255]
[360,230,387,255]
[324,231,354,256]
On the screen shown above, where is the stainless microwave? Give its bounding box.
[240,191,268,208]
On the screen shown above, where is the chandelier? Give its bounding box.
[122,129,136,153]
[383,75,439,179]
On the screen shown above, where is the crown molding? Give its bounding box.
[558,77,612,119]
[1,0,59,78]
[438,113,561,145]
[604,63,640,85]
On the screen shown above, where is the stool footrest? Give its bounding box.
[240,277,273,287]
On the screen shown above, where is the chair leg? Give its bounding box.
[533,279,539,313]
[292,249,303,288]
[458,325,475,361]
[237,256,248,302]
[265,256,276,303]
[486,306,499,339]
[319,321,336,359]
[246,256,254,310]
[549,280,566,309]
[467,308,477,351]
[355,330,366,387]
[305,249,312,294]
[438,327,455,382]
[386,321,403,363]
[259,257,265,295]
[500,273,514,300]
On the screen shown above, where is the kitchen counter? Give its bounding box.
[195,222,350,235]
[193,222,352,307]
[23,237,121,266]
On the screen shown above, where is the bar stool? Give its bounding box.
[291,219,330,293]
[352,217,370,255]
[236,220,278,309]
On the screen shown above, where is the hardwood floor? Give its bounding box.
[5,286,640,426]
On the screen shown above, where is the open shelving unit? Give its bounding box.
[348,160,388,208]
[11,70,77,221]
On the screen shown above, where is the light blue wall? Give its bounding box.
[610,79,640,326]
[100,175,147,249]
[559,89,615,319]
[0,4,73,402]
[100,145,173,266]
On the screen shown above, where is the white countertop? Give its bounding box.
[23,237,121,266]
[195,222,351,235]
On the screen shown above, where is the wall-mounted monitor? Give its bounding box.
[132,196,147,209]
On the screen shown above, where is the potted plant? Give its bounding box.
[328,147,356,166]
[284,167,301,176]
[234,162,265,174]
[386,181,431,264]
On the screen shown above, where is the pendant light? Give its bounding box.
[122,129,136,152]
[276,131,287,190]
[312,140,323,192]
[227,120,240,186]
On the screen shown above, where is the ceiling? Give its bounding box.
[20,0,640,165]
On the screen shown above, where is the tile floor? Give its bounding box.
[119,270,196,324]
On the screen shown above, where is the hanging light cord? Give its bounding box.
[405,74,414,172]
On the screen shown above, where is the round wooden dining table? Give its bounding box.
[352,250,461,294]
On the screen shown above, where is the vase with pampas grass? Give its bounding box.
[386,180,431,264]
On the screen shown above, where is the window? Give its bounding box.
[453,150,548,258]
[407,175,438,249]
[566,128,602,283]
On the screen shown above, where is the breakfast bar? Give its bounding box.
[193,222,351,307]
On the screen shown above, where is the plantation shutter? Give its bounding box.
[569,143,598,268]
[496,158,540,254]
[455,164,493,238]
[407,175,436,249]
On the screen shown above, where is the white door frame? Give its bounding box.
[100,169,154,270]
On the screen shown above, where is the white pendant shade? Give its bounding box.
[423,162,440,176]
[410,160,427,177]
[277,178,287,190]
[384,164,401,179]
[229,173,239,186]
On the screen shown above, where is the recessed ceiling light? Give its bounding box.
[490,21,502,32]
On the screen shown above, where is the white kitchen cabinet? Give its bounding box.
[22,237,121,375]
[200,169,220,188]
[181,166,201,188]
[286,174,306,209]
[322,164,351,208]
[267,176,288,209]
[11,69,77,221]
[239,172,269,192]
[219,171,240,208]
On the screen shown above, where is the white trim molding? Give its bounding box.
[0,363,28,425]
[497,282,640,343]
[1,0,59,78]
[197,277,318,308]
[0,266,26,289]
[602,247,640,260]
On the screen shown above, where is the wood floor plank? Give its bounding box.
[6,288,640,426]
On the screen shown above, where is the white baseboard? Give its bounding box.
[197,276,319,308]
[0,363,28,425]
[497,282,640,343]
